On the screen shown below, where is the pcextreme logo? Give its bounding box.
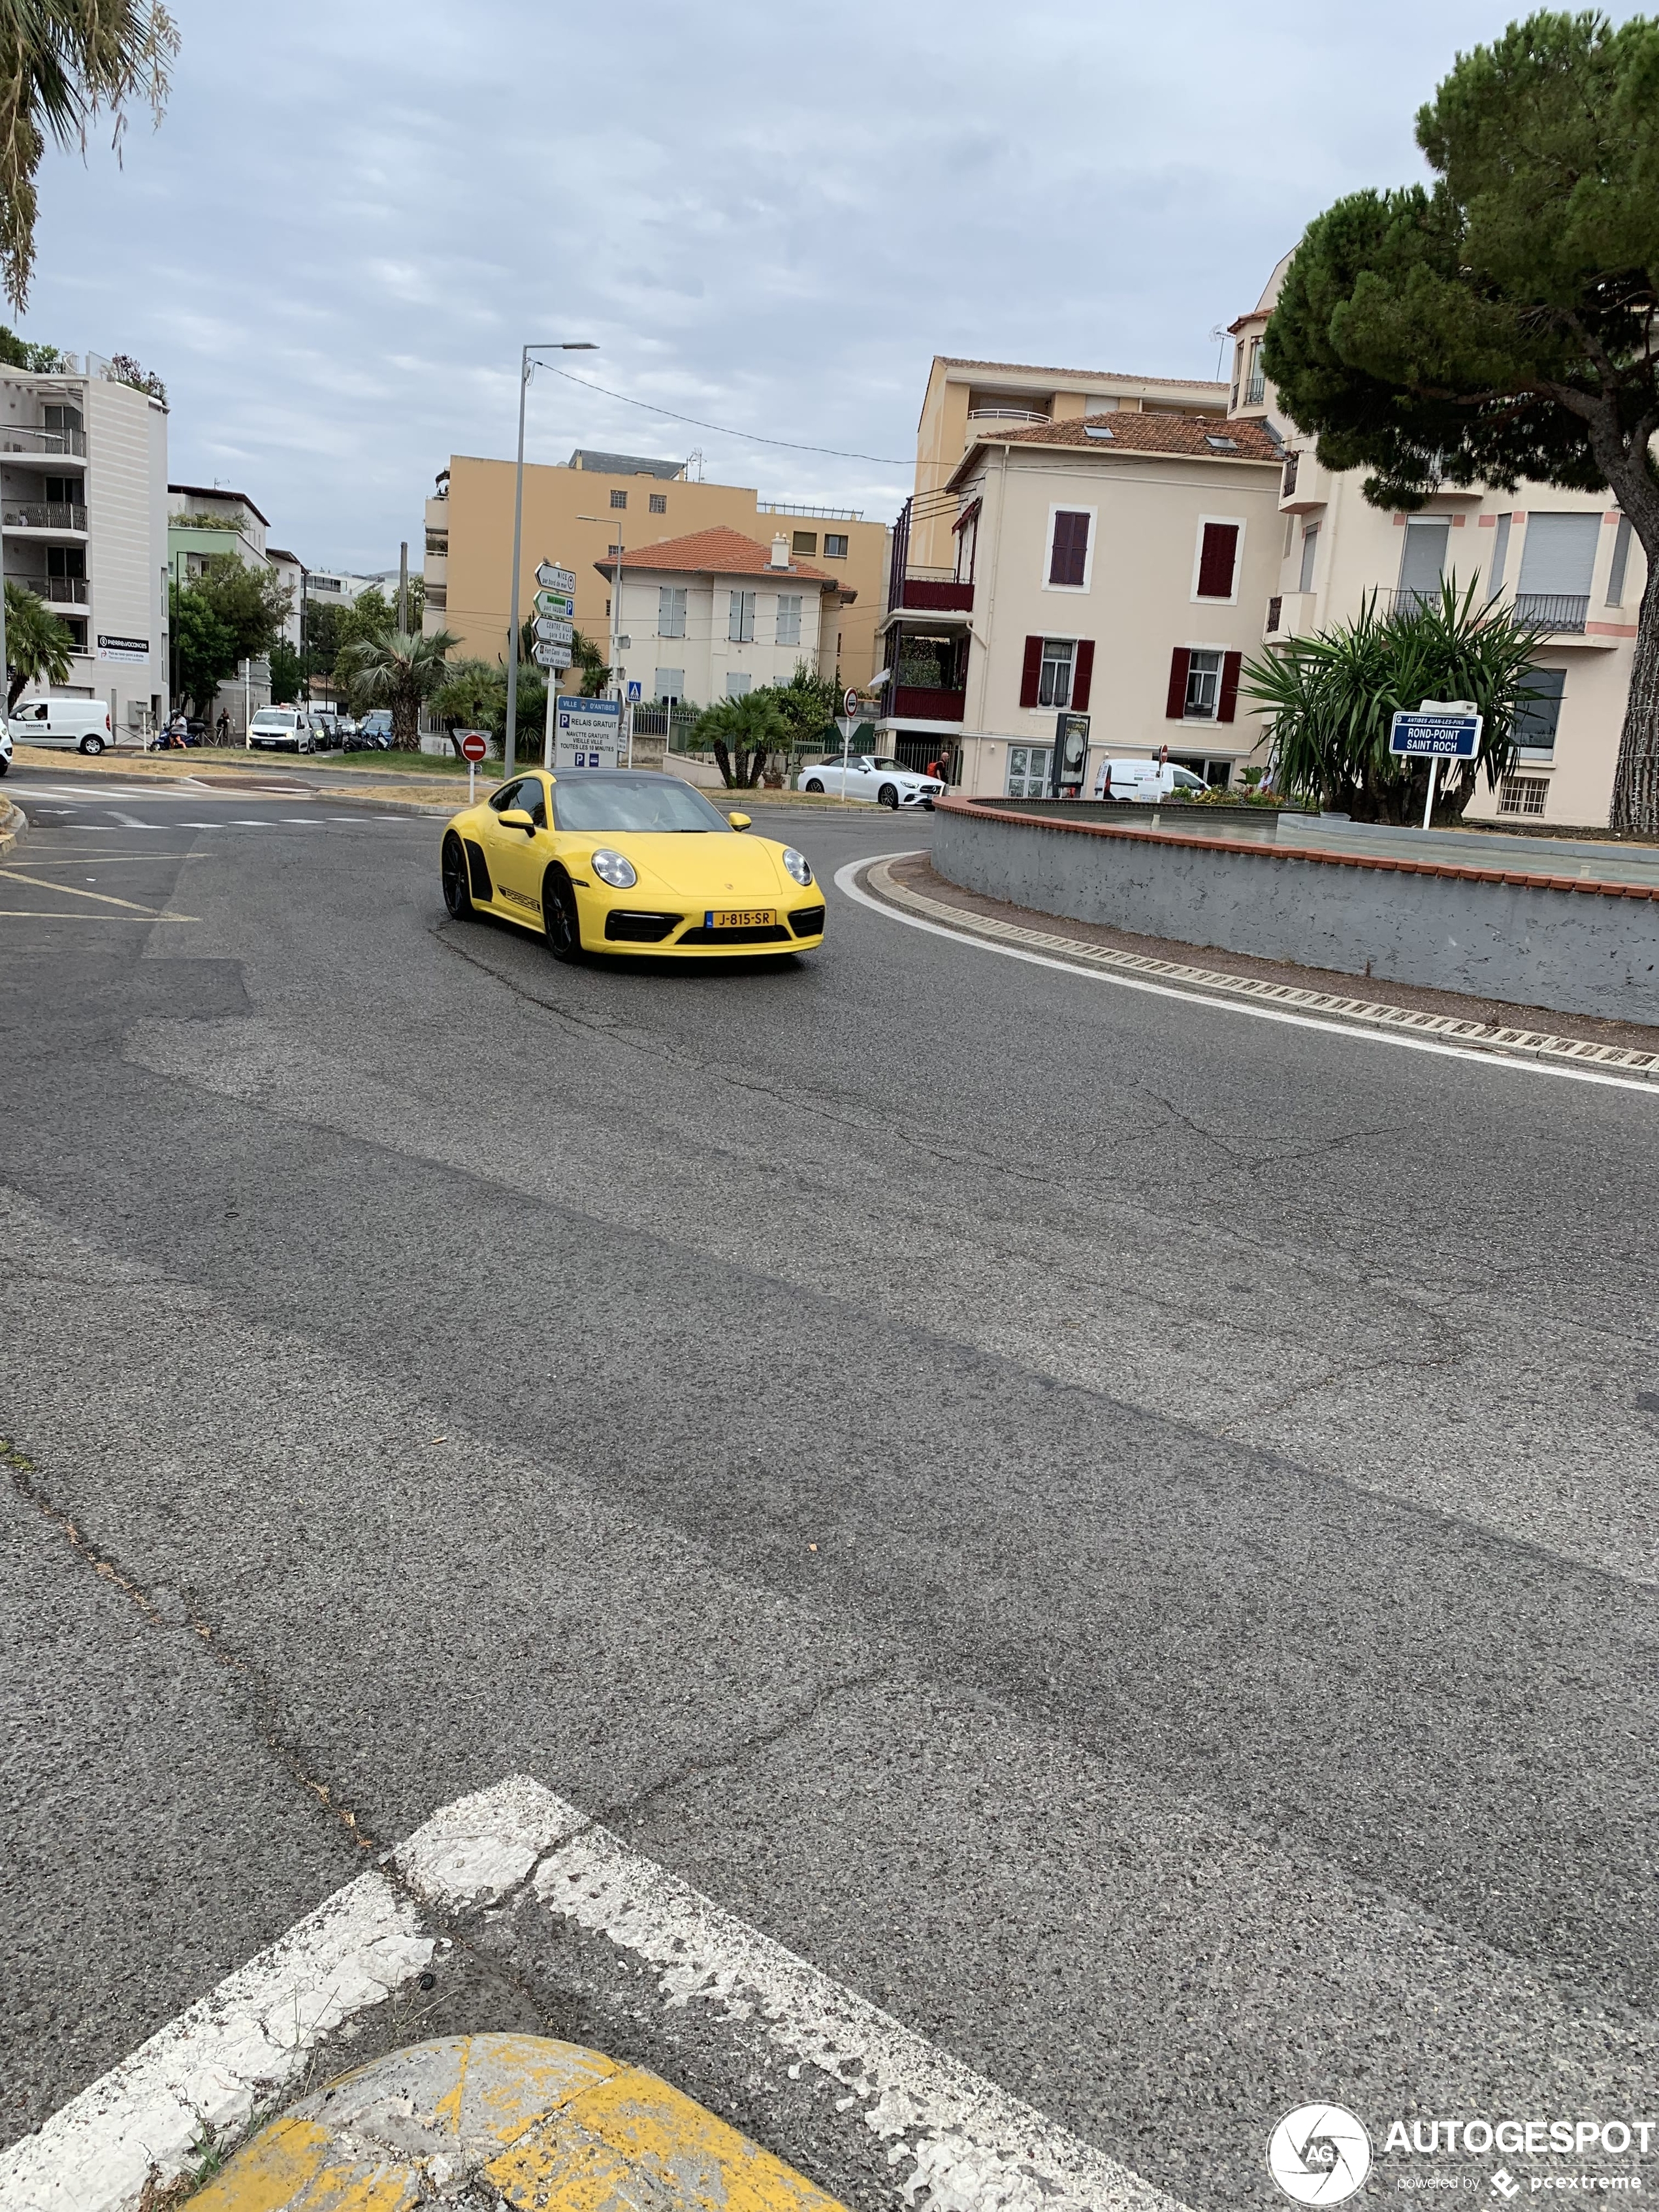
[1267,2105,1374,2204]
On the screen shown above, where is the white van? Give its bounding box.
[249,707,319,754]
[8,697,114,755]
[1093,757,1209,803]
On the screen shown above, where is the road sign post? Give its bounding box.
[458,726,488,804]
[1388,701,1482,829]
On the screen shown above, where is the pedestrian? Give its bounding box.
[215,708,230,744]
[167,711,188,750]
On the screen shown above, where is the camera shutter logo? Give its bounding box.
[1266,2104,1372,2204]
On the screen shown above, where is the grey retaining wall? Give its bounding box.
[931,799,1659,1025]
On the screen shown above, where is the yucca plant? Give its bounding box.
[1242,581,1553,824]
[338,626,458,750]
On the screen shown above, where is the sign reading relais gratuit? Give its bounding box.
[554,696,622,771]
[96,633,150,664]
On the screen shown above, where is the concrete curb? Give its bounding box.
[191,2032,846,2210]
[0,793,25,857]
[863,854,1659,1082]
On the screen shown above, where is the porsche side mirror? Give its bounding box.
[728,812,752,831]
[499,809,536,834]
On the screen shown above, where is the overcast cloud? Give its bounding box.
[16,0,1611,569]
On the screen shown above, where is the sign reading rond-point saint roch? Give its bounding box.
[1389,709,1483,759]
[555,696,621,771]
[536,561,577,594]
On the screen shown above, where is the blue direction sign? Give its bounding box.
[1389,711,1482,760]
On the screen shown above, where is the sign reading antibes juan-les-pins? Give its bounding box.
[555,696,622,771]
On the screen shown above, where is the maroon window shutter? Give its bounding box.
[1020,634,1043,708]
[1196,522,1239,598]
[1071,639,1095,712]
[1218,650,1242,724]
[1049,510,1089,587]
[1165,648,1191,719]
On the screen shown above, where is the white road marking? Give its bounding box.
[109,812,144,830]
[838,854,1659,1098]
[0,1774,1189,2212]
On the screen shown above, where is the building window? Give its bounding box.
[1397,517,1449,608]
[1499,774,1549,816]
[1037,637,1074,708]
[425,532,447,556]
[776,593,802,647]
[1244,339,1264,406]
[728,590,755,643]
[658,586,686,638]
[1515,667,1566,754]
[1185,649,1222,719]
[824,533,848,558]
[1195,521,1241,600]
[1281,451,1300,499]
[724,671,752,696]
[1266,595,1283,633]
[792,530,818,556]
[1298,523,1319,595]
[425,583,447,609]
[1515,510,1600,628]
[1048,509,1091,588]
[607,543,622,558]
[1006,745,1052,797]
[1607,513,1633,604]
[654,667,684,703]
[649,492,667,515]
[1489,513,1512,598]
[610,489,627,509]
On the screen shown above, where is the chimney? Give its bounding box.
[770,532,790,569]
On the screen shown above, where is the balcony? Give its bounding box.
[4,501,86,530]
[33,575,88,603]
[0,425,85,457]
[1514,591,1590,633]
[1280,449,1328,512]
[966,407,1048,426]
[894,577,973,613]
[889,684,965,723]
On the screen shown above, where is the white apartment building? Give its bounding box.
[0,356,168,737]
[1231,256,1647,827]
[597,526,847,708]
[900,411,1283,796]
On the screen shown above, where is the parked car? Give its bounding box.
[795,754,945,809]
[1091,758,1210,803]
[334,714,359,743]
[7,697,114,754]
[357,711,393,747]
[310,709,341,750]
[249,707,319,754]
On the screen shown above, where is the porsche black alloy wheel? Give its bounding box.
[441,832,472,920]
[543,865,583,962]
[878,782,899,809]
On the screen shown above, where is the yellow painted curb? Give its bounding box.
[191,2032,848,2211]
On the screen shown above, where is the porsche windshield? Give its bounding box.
[551,775,730,833]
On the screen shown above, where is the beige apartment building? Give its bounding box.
[424,449,889,692]
[910,355,1229,573]
[0,356,168,737]
[1231,256,1647,827]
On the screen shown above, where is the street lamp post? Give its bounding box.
[504,339,597,776]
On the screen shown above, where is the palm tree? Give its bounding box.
[0,3,180,308]
[338,626,459,750]
[4,578,72,707]
[692,690,789,788]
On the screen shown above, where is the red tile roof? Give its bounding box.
[949,410,1281,487]
[599,526,835,584]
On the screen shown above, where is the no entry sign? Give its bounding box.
[459,731,488,763]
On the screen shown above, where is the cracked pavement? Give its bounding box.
[3,776,1658,2208]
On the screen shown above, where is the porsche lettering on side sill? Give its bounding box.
[499,886,541,912]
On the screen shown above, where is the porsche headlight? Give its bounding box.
[782,847,813,887]
[590,848,637,889]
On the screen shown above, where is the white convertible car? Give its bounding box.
[796,754,946,809]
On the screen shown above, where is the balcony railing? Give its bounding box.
[0,426,85,457]
[895,577,973,613]
[4,501,86,530]
[32,575,88,603]
[1281,454,1298,499]
[1265,595,1283,634]
[889,684,965,722]
[966,407,1048,425]
[1514,591,1590,633]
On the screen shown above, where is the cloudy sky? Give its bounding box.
[22,0,1582,569]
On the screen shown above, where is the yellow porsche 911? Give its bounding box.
[440,767,826,961]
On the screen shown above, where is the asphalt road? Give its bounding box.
[3,763,1657,2207]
